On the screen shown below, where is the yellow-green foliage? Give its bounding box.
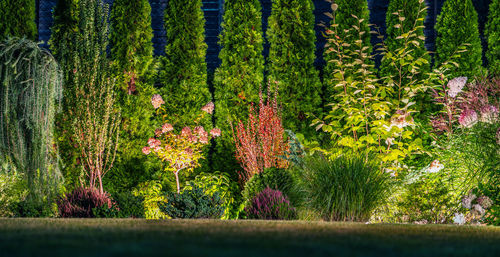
[485,0,500,74]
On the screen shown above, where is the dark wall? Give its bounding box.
[36,0,492,70]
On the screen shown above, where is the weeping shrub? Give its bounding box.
[435,0,483,77]
[0,38,64,216]
[0,0,36,40]
[300,154,391,222]
[213,0,265,175]
[266,0,322,137]
[485,0,500,74]
[245,187,297,220]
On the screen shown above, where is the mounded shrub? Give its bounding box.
[266,0,322,137]
[301,154,391,222]
[0,0,36,40]
[485,0,500,74]
[159,185,225,219]
[245,187,297,220]
[213,0,265,175]
[242,167,295,205]
[57,187,116,218]
[435,0,483,77]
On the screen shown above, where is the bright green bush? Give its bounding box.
[435,0,483,77]
[109,0,159,191]
[242,168,295,205]
[485,0,500,74]
[323,0,372,97]
[0,162,28,217]
[266,0,321,137]
[213,0,265,175]
[380,0,430,78]
[300,154,391,222]
[159,0,211,130]
[0,0,36,40]
[159,185,225,219]
[133,180,169,219]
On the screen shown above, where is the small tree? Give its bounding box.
[232,86,289,184]
[435,0,483,77]
[266,0,322,137]
[159,0,211,130]
[485,0,500,74]
[0,0,36,40]
[213,0,265,174]
[144,97,220,193]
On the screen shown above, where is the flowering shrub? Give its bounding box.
[245,187,297,220]
[57,187,117,218]
[144,97,220,193]
[232,86,289,183]
[459,191,495,224]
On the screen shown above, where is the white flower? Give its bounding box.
[479,105,498,123]
[426,160,444,173]
[462,194,476,209]
[472,204,485,216]
[453,213,465,225]
[447,77,467,98]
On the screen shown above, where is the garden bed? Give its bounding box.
[0,218,499,257]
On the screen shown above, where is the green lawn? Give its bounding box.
[0,219,499,257]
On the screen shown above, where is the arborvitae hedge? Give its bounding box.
[381,0,430,78]
[323,0,372,99]
[0,0,36,40]
[485,0,500,74]
[266,0,321,137]
[435,0,483,77]
[109,0,159,192]
[213,0,265,175]
[160,0,211,129]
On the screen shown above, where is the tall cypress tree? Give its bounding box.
[109,0,158,191]
[267,0,321,137]
[213,0,265,174]
[381,0,430,78]
[159,0,211,130]
[0,0,37,40]
[485,0,500,74]
[435,0,483,77]
[323,0,372,97]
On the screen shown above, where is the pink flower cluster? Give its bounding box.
[387,110,414,131]
[447,77,467,98]
[458,109,478,128]
[201,102,214,114]
[151,94,165,109]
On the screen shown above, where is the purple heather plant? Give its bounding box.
[245,187,297,220]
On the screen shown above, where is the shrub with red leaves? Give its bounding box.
[57,187,116,218]
[245,187,296,220]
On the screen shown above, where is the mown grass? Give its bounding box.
[0,218,499,257]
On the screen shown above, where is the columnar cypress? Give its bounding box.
[160,0,211,130]
[435,0,483,77]
[0,0,37,40]
[266,0,321,137]
[323,0,372,97]
[213,0,265,174]
[109,0,158,190]
[485,0,500,74]
[381,0,430,78]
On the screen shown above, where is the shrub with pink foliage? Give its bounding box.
[244,187,296,220]
[57,187,116,218]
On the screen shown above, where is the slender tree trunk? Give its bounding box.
[175,171,180,194]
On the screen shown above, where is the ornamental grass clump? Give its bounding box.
[144,98,220,193]
[245,187,297,220]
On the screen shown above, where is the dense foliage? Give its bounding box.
[242,167,295,205]
[245,187,297,220]
[57,187,116,218]
[213,0,265,175]
[435,0,483,77]
[159,185,225,219]
[485,0,500,74]
[266,0,322,137]
[0,38,64,216]
[0,0,36,40]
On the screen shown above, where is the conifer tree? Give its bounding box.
[323,0,372,97]
[381,0,430,78]
[160,0,211,130]
[213,0,265,174]
[0,0,37,40]
[435,0,483,77]
[266,0,321,136]
[109,0,158,190]
[485,0,500,74]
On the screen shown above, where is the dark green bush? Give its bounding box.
[0,0,36,40]
[159,185,224,219]
[245,187,297,220]
[435,0,483,77]
[242,167,295,205]
[213,0,265,175]
[266,0,321,137]
[485,0,500,74]
[110,191,145,218]
[300,154,391,222]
